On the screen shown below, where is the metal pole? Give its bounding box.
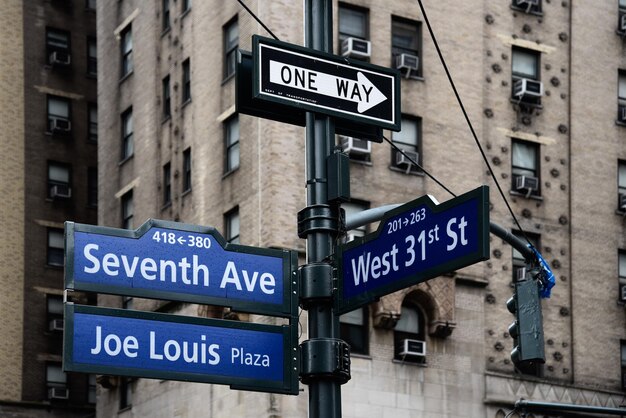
[304,1,341,417]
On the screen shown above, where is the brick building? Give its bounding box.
[94,0,626,417]
[0,0,97,416]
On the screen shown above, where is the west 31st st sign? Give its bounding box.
[336,187,490,314]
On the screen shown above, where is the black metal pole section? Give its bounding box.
[516,400,626,416]
[489,221,534,260]
[298,1,346,417]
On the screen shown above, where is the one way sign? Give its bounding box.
[253,36,400,131]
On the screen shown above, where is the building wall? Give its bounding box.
[0,0,97,415]
[480,0,574,384]
[95,0,626,417]
[570,0,626,389]
[0,0,25,403]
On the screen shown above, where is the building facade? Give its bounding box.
[0,0,98,416]
[94,0,626,417]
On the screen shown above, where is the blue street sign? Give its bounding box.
[336,186,490,314]
[65,219,298,317]
[63,304,299,395]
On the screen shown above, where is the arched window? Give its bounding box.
[394,300,426,363]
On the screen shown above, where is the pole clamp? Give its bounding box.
[298,262,334,309]
[297,204,341,238]
[299,338,351,385]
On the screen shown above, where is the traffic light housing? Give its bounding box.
[507,268,545,375]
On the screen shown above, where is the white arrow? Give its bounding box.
[177,236,186,245]
[269,60,387,113]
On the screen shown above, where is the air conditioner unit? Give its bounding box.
[49,318,64,332]
[48,387,69,400]
[620,13,626,32]
[341,37,371,59]
[395,53,419,74]
[340,136,371,155]
[50,184,72,199]
[515,175,539,196]
[620,283,626,302]
[395,150,419,170]
[346,231,365,242]
[398,338,426,357]
[513,78,544,100]
[50,117,71,133]
[49,50,71,66]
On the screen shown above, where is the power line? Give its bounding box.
[414,0,532,245]
[236,0,280,41]
[383,135,457,199]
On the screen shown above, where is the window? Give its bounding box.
[619,1,626,33]
[121,107,133,160]
[392,17,421,77]
[225,207,240,244]
[48,162,71,199]
[162,0,170,32]
[394,300,426,363]
[224,115,240,173]
[46,28,71,65]
[512,231,540,283]
[619,341,626,393]
[86,0,96,11]
[121,190,133,229]
[162,75,171,118]
[182,0,191,13]
[511,0,541,14]
[183,148,192,192]
[120,26,133,78]
[338,4,369,44]
[341,201,369,242]
[512,48,539,80]
[46,364,67,394]
[87,36,97,76]
[182,58,191,103]
[87,375,96,404]
[340,307,368,355]
[47,95,71,133]
[223,17,238,79]
[511,139,540,196]
[618,251,626,302]
[122,296,133,309]
[47,295,63,324]
[88,167,98,207]
[47,229,64,266]
[338,4,369,60]
[88,103,97,142]
[618,71,626,122]
[512,47,541,105]
[619,161,626,210]
[163,163,171,206]
[119,377,132,410]
[391,116,421,173]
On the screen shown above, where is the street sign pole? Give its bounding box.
[301,1,344,417]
